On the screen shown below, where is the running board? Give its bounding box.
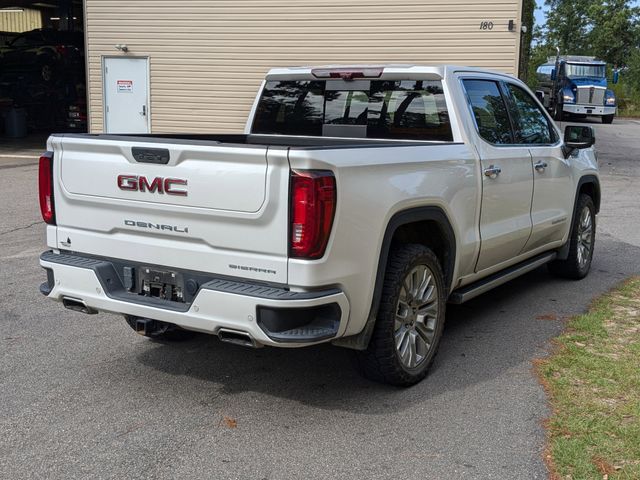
[448,252,557,304]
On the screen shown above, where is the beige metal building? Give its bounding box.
[85,0,524,134]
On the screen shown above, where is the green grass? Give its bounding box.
[618,104,640,118]
[618,109,640,118]
[538,277,640,479]
[610,83,640,118]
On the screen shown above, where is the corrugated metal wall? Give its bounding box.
[85,0,523,133]
[0,9,42,33]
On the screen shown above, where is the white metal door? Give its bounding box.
[104,57,149,133]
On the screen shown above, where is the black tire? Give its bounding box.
[124,315,195,341]
[602,114,614,124]
[553,101,564,121]
[354,244,446,387]
[38,60,55,83]
[548,194,596,280]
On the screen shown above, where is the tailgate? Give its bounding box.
[49,135,290,284]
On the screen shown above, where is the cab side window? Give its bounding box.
[506,84,555,144]
[462,80,513,145]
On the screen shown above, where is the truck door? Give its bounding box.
[461,79,534,272]
[502,82,574,252]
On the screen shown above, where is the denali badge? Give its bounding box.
[124,220,189,234]
[117,175,188,196]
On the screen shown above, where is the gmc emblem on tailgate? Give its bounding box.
[117,175,188,196]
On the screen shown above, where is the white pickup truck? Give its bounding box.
[39,65,600,386]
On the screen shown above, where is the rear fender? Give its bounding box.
[333,206,456,350]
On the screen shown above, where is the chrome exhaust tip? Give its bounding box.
[218,328,259,348]
[62,296,97,315]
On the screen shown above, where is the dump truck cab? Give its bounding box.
[536,56,617,124]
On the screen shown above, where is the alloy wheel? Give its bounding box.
[394,264,439,369]
[41,65,52,82]
[577,205,593,268]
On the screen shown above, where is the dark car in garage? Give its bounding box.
[0,28,86,134]
[0,29,84,84]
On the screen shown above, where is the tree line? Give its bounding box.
[523,0,640,100]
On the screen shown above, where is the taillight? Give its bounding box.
[55,45,67,56]
[289,170,336,259]
[38,152,55,225]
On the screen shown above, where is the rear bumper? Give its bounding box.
[40,250,349,347]
[563,104,616,116]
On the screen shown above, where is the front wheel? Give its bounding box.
[37,59,55,83]
[354,244,446,387]
[602,114,614,124]
[548,194,596,279]
[553,101,564,121]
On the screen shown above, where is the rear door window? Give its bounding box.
[504,83,556,144]
[462,79,513,145]
[252,79,452,141]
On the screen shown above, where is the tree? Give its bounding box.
[543,0,594,54]
[519,0,536,81]
[586,0,640,67]
[624,48,640,91]
[540,0,640,66]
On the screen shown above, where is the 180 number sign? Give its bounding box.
[479,21,494,30]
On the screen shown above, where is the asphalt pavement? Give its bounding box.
[1,119,639,479]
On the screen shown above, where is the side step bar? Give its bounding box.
[449,252,557,304]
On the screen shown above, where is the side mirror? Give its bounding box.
[564,125,595,150]
[551,68,556,81]
[535,91,544,102]
[613,70,619,84]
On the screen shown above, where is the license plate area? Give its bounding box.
[137,267,185,303]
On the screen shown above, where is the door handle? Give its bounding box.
[141,105,146,116]
[484,165,502,179]
[534,161,548,172]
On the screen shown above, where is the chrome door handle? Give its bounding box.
[534,161,548,172]
[484,165,502,179]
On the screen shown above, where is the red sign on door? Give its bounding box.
[117,80,133,93]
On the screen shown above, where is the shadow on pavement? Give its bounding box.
[134,237,640,414]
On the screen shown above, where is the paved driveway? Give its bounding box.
[1,121,639,479]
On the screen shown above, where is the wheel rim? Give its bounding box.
[42,65,52,81]
[577,206,593,269]
[394,264,439,369]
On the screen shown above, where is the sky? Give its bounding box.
[534,0,548,28]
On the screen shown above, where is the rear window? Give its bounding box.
[251,79,453,141]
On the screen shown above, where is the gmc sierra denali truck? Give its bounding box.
[39,65,600,386]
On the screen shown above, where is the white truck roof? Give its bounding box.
[264,64,516,81]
